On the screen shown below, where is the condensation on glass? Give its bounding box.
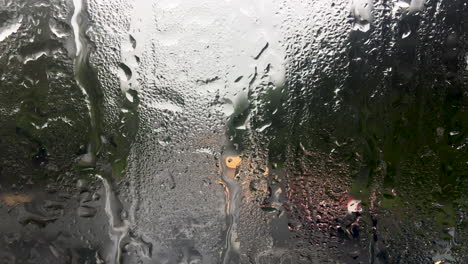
[0,0,466,263]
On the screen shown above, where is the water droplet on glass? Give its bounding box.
[402,29,411,39]
[0,15,22,42]
[77,205,97,218]
[119,62,132,81]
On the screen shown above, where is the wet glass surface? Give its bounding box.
[0,0,467,263]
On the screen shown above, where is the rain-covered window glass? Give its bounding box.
[0,0,467,263]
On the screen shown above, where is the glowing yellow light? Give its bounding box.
[225,156,241,169]
[0,193,32,206]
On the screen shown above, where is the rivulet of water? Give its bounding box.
[72,0,103,166]
[96,174,129,264]
[219,155,242,264]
